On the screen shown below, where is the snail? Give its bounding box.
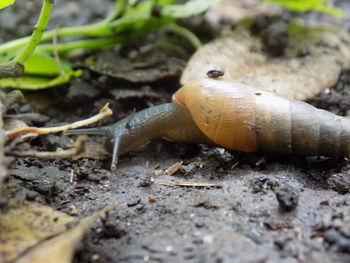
[64,22,350,170]
[64,76,350,170]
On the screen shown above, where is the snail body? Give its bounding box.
[65,78,350,170]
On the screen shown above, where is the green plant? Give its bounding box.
[0,0,221,89]
[0,0,342,90]
[0,0,15,10]
[0,0,54,80]
[261,0,342,16]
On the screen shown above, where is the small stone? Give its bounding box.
[26,190,38,201]
[275,186,299,212]
[194,221,205,228]
[139,176,154,187]
[126,197,140,207]
[192,239,204,245]
[153,169,163,176]
[320,200,330,206]
[91,254,100,261]
[165,245,173,253]
[327,173,350,194]
[136,204,145,211]
[148,195,157,203]
[87,173,100,183]
[263,21,289,57]
[103,221,127,238]
[68,205,79,215]
[203,235,214,244]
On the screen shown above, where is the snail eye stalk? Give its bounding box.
[111,134,121,171]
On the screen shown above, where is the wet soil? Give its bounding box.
[2,1,350,263]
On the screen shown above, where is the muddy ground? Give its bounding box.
[2,1,350,263]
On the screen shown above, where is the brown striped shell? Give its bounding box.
[173,77,350,157]
[173,78,258,151]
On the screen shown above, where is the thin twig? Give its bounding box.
[8,136,86,158]
[52,26,64,76]
[156,179,219,188]
[5,103,113,140]
[37,36,123,54]
[167,23,202,49]
[103,0,127,23]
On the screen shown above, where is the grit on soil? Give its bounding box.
[2,1,350,263]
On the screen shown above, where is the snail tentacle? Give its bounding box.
[111,134,121,171]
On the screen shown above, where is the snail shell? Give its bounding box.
[173,78,350,157]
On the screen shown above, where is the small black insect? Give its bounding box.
[207,69,225,78]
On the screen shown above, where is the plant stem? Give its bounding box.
[103,0,127,23]
[167,23,201,49]
[0,23,114,55]
[15,0,54,63]
[52,27,64,75]
[0,0,127,56]
[37,37,124,53]
[150,0,159,10]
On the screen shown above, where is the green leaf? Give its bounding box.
[111,0,221,39]
[0,0,15,10]
[161,0,223,18]
[111,0,174,37]
[22,51,72,76]
[0,51,82,90]
[0,70,82,90]
[261,0,343,16]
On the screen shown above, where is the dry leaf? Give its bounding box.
[85,45,186,83]
[0,201,75,262]
[165,161,184,175]
[0,200,117,263]
[181,21,350,101]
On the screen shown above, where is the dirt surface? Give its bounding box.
[2,1,350,263]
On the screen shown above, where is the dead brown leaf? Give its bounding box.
[0,201,75,262]
[156,179,219,188]
[0,200,117,263]
[264,220,296,230]
[85,44,187,83]
[181,21,350,101]
[165,161,184,176]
